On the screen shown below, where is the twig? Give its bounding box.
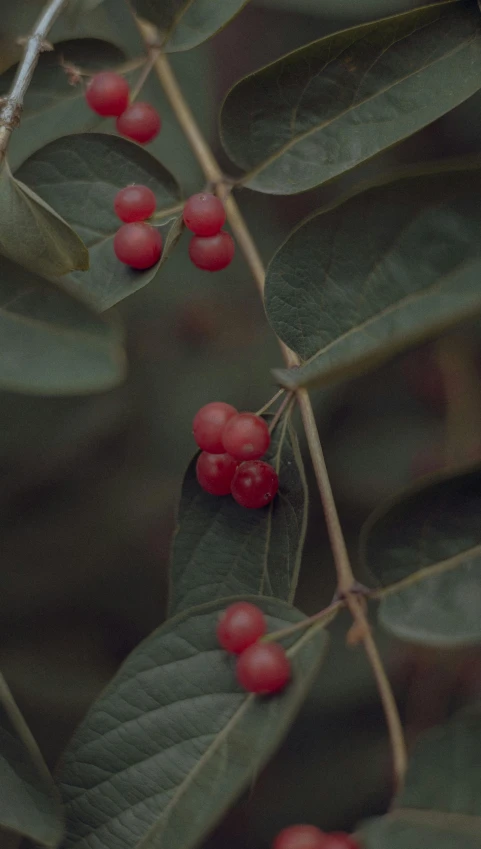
[137,32,409,786]
[130,48,160,102]
[268,391,293,433]
[263,600,342,643]
[0,0,69,160]
[256,387,285,417]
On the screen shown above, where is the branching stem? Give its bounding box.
[137,30,408,787]
[0,0,69,160]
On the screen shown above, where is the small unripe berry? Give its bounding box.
[85,72,129,116]
[231,460,279,509]
[183,193,226,236]
[193,402,237,454]
[114,185,156,223]
[236,642,290,694]
[217,602,266,654]
[196,452,238,496]
[116,102,161,144]
[222,413,270,461]
[273,825,326,849]
[114,222,162,269]
[189,231,235,271]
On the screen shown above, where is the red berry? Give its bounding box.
[273,825,326,849]
[85,72,129,116]
[231,461,279,509]
[193,402,238,454]
[183,193,226,237]
[189,231,235,271]
[196,452,238,496]
[217,602,266,654]
[116,102,161,144]
[273,827,359,849]
[114,222,162,269]
[222,413,270,461]
[236,641,290,694]
[114,185,156,223]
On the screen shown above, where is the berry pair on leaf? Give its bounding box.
[193,402,278,508]
[85,72,161,143]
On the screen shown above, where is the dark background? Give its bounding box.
[2,1,481,846]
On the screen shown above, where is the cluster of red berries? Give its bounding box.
[273,825,360,849]
[183,193,235,272]
[217,601,290,694]
[85,72,161,144]
[112,184,162,269]
[193,402,278,508]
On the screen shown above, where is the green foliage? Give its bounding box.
[0,672,63,847]
[361,465,481,645]
[58,597,328,849]
[267,165,481,391]
[170,416,308,615]
[0,254,125,395]
[132,0,250,52]
[0,160,88,278]
[360,707,481,846]
[221,1,481,194]
[16,133,182,309]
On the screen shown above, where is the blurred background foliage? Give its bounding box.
[2,0,481,847]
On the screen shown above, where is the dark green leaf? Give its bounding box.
[267,165,481,392]
[0,160,88,277]
[0,671,63,847]
[0,254,126,395]
[133,0,250,52]
[221,1,481,194]
[58,596,328,849]
[0,40,127,171]
[360,707,481,848]
[361,465,481,645]
[170,415,308,616]
[16,133,182,310]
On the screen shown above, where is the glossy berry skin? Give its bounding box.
[193,401,237,454]
[183,193,226,236]
[273,828,359,849]
[217,602,266,654]
[114,223,162,269]
[196,451,238,496]
[114,185,156,223]
[273,825,327,849]
[116,102,161,144]
[236,641,290,694]
[189,231,235,271]
[231,461,279,509]
[85,72,129,116]
[222,413,270,462]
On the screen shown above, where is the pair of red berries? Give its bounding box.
[193,402,279,509]
[113,184,162,270]
[85,72,161,144]
[183,193,235,272]
[273,825,359,849]
[217,602,290,694]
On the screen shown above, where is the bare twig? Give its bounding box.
[136,28,409,786]
[0,0,69,160]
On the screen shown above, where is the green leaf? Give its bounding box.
[266,164,481,392]
[0,254,126,395]
[16,133,182,310]
[133,0,250,52]
[0,671,63,847]
[0,160,88,277]
[58,596,328,849]
[361,465,481,646]
[220,0,481,194]
[360,707,481,848]
[170,415,308,616]
[0,39,128,171]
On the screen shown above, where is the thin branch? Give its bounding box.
[138,35,409,786]
[347,595,408,788]
[263,600,342,644]
[0,0,69,160]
